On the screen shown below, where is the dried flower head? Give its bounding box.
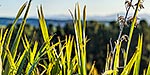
[117,15,128,26]
[127,16,139,28]
[134,0,144,11]
[125,0,134,10]
[120,34,129,42]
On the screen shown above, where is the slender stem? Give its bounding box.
[125,0,141,66]
[110,0,133,69]
[125,0,133,21]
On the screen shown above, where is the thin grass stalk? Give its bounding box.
[74,4,87,74]
[143,69,146,75]
[110,0,133,69]
[46,63,54,75]
[3,2,27,49]
[0,29,2,43]
[27,42,49,75]
[0,29,3,75]
[74,4,87,75]
[83,5,87,75]
[22,36,34,74]
[121,50,138,75]
[89,61,96,75]
[82,38,87,75]
[16,38,30,74]
[72,55,78,73]
[75,12,82,70]
[66,36,74,75]
[0,56,2,75]
[121,35,143,75]
[3,1,31,75]
[27,38,59,74]
[69,5,85,74]
[37,5,49,42]
[125,0,142,66]
[11,0,32,59]
[57,38,66,75]
[146,62,150,75]
[105,44,111,71]
[0,29,8,54]
[113,42,122,75]
[4,47,16,75]
[2,1,27,65]
[133,34,143,75]
[37,5,56,65]
[74,41,81,74]
[83,6,86,41]
[77,4,83,43]
[73,5,82,74]
[0,53,1,74]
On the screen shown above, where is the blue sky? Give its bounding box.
[0,0,149,17]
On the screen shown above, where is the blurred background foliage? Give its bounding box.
[1,19,150,73]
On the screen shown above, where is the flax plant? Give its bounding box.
[1,0,32,75]
[125,0,144,65]
[0,0,149,75]
[36,4,93,75]
[103,0,149,75]
[69,4,88,75]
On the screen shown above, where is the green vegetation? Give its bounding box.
[0,0,150,75]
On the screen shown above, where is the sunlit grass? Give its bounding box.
[0,0,149,75]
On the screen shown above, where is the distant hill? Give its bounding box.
[45,13,150,24]
[88,14,150,24]
[0,17,73,27]
[0,13,149,27]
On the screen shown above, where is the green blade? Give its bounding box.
[37,5,49,42]
[113,42,122,75]
[121,45,140,75]
[11,0,32,59]
[2,2,27,62]
[3,1,29,75]
[16,38,29,74]
[125,0,142,66]
[146,62,150,75]
[133,35,143,75]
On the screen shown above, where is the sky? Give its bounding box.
[0,0,150,18]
